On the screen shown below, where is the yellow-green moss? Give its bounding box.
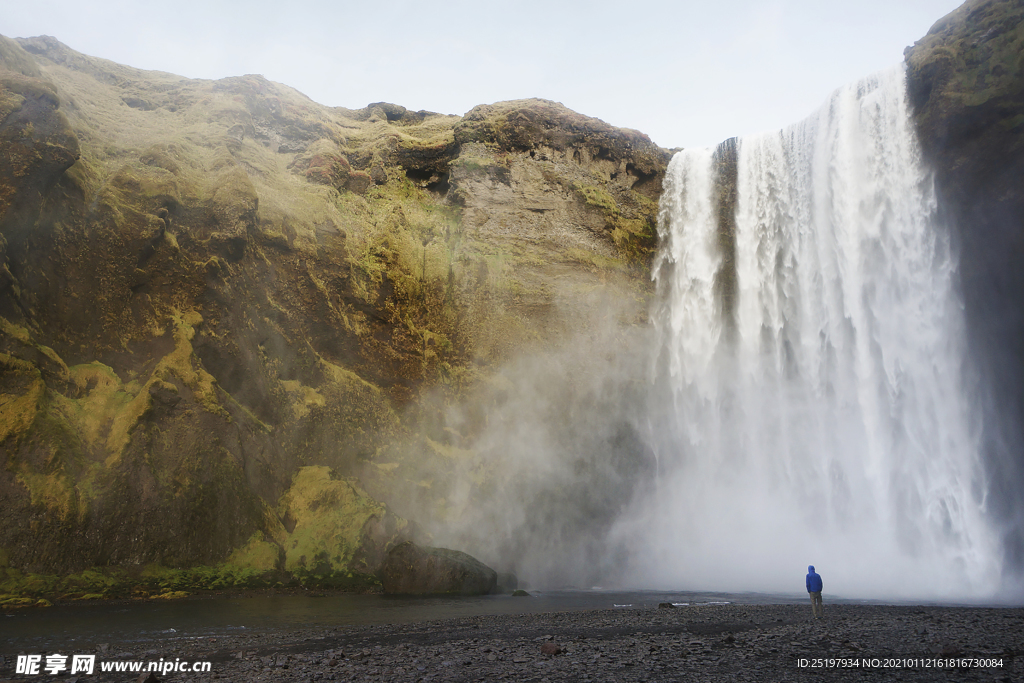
[281,379,326,421]
[577,184,618,213]
[150,590,190,600]
[32,310,232,468]
[276,465,385,573]
[563,247,628,273]
[55,362,136,449]
[0,316,32,343]
[0,595,36,608]
[224,532,282,572]
[0,353,44,444]
[16,471,80,519]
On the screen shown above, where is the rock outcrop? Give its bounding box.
[904,0,1024,570]
[0,34,668,596]
[378,541,497,595]
[448,100,666,266]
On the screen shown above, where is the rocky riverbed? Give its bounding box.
[3,603,1021,682]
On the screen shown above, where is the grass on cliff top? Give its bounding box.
[18,36,462,257]
[910,0,1024,107]
[341,113,456,152]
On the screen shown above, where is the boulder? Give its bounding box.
[378,541,497,595]
[496,570,518,593]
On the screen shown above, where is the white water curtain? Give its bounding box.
[635,65,998,599]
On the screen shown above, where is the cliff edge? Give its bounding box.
[0,34,668,599]
[905,0,1024,573]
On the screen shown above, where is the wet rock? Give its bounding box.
[148,381,181,407]
[904,0,1024,554]
[0,41,80,239]
[454,99,667,189]
[496,570,518,592]
[342,171,372,195]
[378,541,497,595]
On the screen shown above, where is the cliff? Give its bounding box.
[904,0,1024,573]
[0,34,668,599]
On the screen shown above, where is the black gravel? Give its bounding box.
[3,603,1021,682]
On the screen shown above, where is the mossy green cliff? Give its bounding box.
[0,35,668,599]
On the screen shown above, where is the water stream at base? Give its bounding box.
[1,589,950,653]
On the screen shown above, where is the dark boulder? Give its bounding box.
[378,541,497,595]
[496,570,518,593]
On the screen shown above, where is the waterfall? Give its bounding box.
[637,65,1000,598]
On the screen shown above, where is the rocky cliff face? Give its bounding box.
[904,0,1024,574]
[0,35,667,596]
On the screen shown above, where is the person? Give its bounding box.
[806,565,823,619]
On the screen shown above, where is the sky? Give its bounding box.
[1,0,964,149]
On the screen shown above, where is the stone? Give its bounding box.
[496,570,518,592]
[378,541,497,595]
[343,170,372,195]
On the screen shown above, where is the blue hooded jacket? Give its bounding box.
[806,566,823,593]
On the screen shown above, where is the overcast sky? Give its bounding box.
[2,0,963,149]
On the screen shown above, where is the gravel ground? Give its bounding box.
[3,603,1021,682]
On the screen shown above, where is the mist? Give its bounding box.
[381,62,1024,604]
[421,287,658,590]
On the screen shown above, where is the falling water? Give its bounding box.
[635,65,1000,599]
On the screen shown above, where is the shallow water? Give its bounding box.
[1,589,831,652]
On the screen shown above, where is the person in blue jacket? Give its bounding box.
[806,565,823,618]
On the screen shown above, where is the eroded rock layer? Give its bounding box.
[0,35,667,595]
[904,0,1024,571]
